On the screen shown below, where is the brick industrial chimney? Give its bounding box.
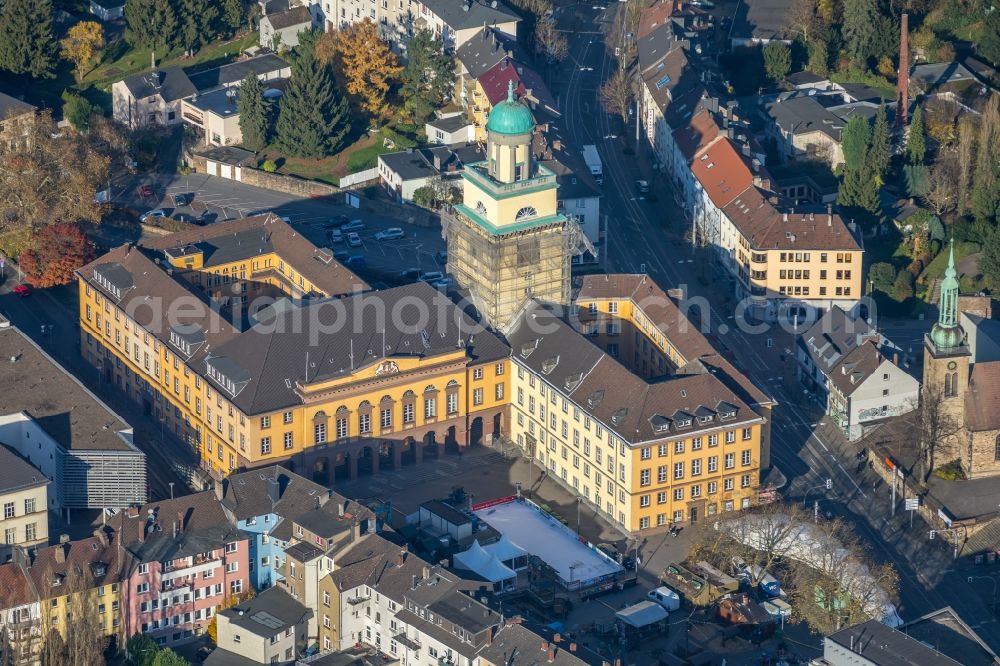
[896,13,909,126]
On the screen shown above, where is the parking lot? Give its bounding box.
[117,172,451,281]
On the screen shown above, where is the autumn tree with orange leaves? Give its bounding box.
[317,20,402,121]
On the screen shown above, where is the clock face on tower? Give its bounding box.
[948,361,957,370]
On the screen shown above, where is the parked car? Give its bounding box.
[140,209,166,222]
[12,284,31,297]
[418,271,443,282]
[374,227,405,241]
[341,219,366,232]
[331,214,350,226]
[347,232,363,247]
[635,180,651,194]
[328,229,344,243]
[279,215,292,224]
[597,542,636,569]
[171,213,198,225]
[172,193,192,206]
[435,250,448,263]
[647,586,681,612]
[345,254,366,268]
[137,184,153,198]
[334,250,350,262]
[399,268,421,280]
[691,0,714,7]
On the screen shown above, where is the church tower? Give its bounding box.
[923,240,970,451]
[444,82,587,330]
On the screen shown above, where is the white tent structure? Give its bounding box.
[484,534,529,570]
[454,540,517,586]
[716,514,903,627]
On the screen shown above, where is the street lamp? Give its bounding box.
[968,576,998,612]
[576,497,582,533]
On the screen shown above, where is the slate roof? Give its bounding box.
[730,0,798,42]
[478,622,603,665]
[901,606,1000,666]
[967,361,1000,432]
[141,214,367,295]
[825,342,886,398]
[380,145,482,181]
[764,95,847,141]
[574,274,773,410]
[221,466,328,540]
[427,114,474,134]
[507,299,763,444]
[0,446,48,495]
[0,92,35,120]
[0,325,133,451]
[120,66,196,103]
[825,619,964,666]
[207,281,510,414]
[638,28,693,114]
[722,186,862,251]
[220,586,311,637]
[420,0,519,32]
[455,27,525,78]
[108,490,243,564]
[800,306,875,374]
[27,531,127,600]
[188,54,290,92]
[533,122,601,201]
[264,1,313,30]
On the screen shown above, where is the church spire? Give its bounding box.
[930,238,963,349]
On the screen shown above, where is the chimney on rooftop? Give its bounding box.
[896,13,909,127]
[540,641,548,652]
[54,545,66,564]
[177,511,185,534]
[548,647,556,663]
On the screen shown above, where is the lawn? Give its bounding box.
[259,134,386,186]
[8,31,259,118]
[918,240,980,293]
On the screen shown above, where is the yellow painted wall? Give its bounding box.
[45,583,122,640]
[744,247,863,301]
[79,266,511,477]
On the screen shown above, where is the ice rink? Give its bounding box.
[474,499,622,585]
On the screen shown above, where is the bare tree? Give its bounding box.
[600,67,633,126]
[784,0,819,42]
[924,156,958,217]
[534,15,568,63]
[888,388,965,482]
[688,501,809,587]
[36,560,107,666]
[955,115,977,215]
[609,0,642,67]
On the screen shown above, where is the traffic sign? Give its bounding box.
[905,498,920,511]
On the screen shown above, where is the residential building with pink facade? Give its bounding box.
[109,490,250,648]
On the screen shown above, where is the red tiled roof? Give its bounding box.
[478,59,557,112]
[689,137,756,209]
[0,562,34,609]
[967,361,1000,431]
[673,109,723,161]
[637,0,676,39]
[722,186,862,252]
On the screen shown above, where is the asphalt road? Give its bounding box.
[551,0,1000,648]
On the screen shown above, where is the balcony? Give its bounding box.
[463,163,557,197]
[346,595,369,605]
[394,633,421,650]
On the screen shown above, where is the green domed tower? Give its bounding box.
[444,81,590,330]
[929,240,964,350]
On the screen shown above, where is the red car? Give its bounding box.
[12,284,30,297]
[137,184,153,198]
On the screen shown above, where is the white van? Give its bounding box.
[646,586,681,612]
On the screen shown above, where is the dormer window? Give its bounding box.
[676,418,692,428]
